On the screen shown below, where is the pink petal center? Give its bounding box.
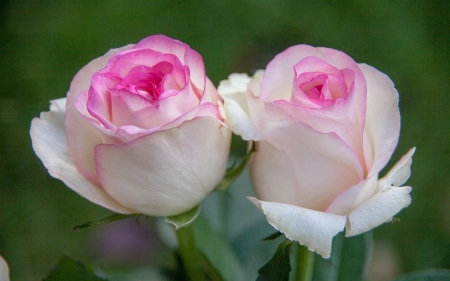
[290,57,355,109]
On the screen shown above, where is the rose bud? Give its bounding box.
[219,45,414,258]
[31,35,231,217]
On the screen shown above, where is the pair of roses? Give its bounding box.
[31,35,414,258]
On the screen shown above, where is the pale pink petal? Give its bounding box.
[134,35,189,64]
[114,102,221,139]
[68,45,134,98]
[183,47,206,93]
[95,117,231,216]
[66,46,134,181]
[249,141,299,205]
[261,45,365,105]
[68,91,110,183]
[109,89,160,128]
[345,186,411,237]
[249,198,347,258]
[325,175,378,215]
[0,256,9,281]
[248,94,363,211]
[261,46,367,168]
[30,99,133,214]
[108,50,179,77]
[157,80,200,120]
[294,56,344,78]
[200,78,220,105]
[378,148,416,191]
[360,63,401,177]
[218,73,263,141]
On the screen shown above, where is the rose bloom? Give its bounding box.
[219,45,415,258]
[31,35,231,217]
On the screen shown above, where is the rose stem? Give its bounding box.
[175,223,205,281]
[295,244,315,281]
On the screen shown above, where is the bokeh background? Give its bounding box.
[1,0,449,280]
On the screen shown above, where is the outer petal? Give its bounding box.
[248,93,363,211]
[218,73,264,141]
[345,186,411,237]
[325,175,378,216]
[30,99,133,214]
[249,141,300,206]
[249,198,346,258]
[95,117,231,217]
[378,147,416,190]
[345,149,415,236]
[360,63,401,177]
[0,256,9,281]
[65,45,133,183]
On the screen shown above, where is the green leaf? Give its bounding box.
[256,239,294,281]
[393,269,450,281]
[165,205,200,229]
[262,231,283,241]
[312,231,373,281]
[73,213,139,231]
[214,141,255,192]
[43,256,106,281]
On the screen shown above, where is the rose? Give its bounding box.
[218,45,415,258]
[31,35,231,217]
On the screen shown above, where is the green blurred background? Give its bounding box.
[1,0,449,280]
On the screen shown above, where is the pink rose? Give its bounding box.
[219,45,414,258]
[31,35,231,217]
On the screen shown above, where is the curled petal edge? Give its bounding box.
[346,148,415,236]
[247,147,415,257]
[248,197,346,259]
[30,99,133,214]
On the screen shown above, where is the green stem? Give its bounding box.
[295,244,314,281]
[175,224,205,281]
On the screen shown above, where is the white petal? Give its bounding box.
[249,198,347,258]
[30,100,133,214]
[359,64,401,177]
[0,256,9,281]
[325,175,378,216]
[218,73,264,141]
[95,117,231,217]
[379,147,416,190]
[345,186,412,237]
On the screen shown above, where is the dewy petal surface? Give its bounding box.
[360,63,401,177]
[251,198,346,258]
[95,117,231,217]
[30,99,133,214]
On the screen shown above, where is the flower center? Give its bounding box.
[115,61,174,101]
